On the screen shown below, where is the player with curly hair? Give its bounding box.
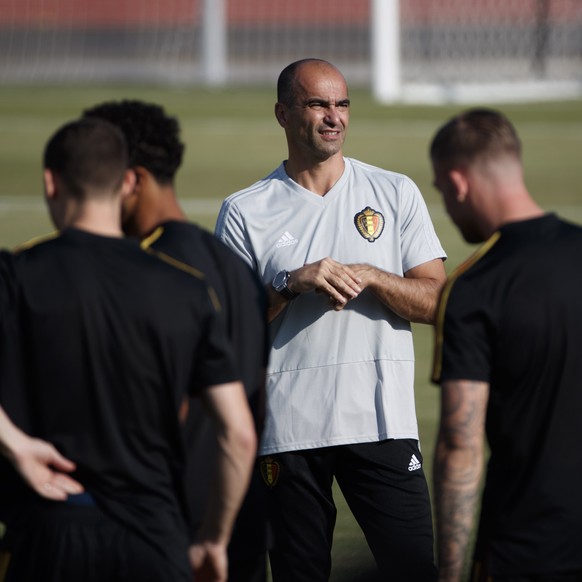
[83,100,270,582]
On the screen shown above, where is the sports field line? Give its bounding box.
[0,196,223,216]
[3,116,581,138]
[2,197,582,220]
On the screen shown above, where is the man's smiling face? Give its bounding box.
[279,62,350,163]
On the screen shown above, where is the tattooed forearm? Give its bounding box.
[433,380,489,582]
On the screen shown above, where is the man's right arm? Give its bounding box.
[267,257,362,322]
[189,380,257,582]
[0,254,83,501]
[0,405,84,500]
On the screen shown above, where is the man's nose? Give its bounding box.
[324,105,341,125]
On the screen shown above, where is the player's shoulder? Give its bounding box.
[7,231,83,276]
[221,164,284,209]
[143,244,207,284]
[345,158,414,185]
[197,228,264,291]
[443,233,503,308]
[143,246,223,309]
[10,231,60,256]
[144,220,252,276]
[198,227,242,257]
[142,221,207,250]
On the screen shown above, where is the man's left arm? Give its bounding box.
[349,258,446,324]
[433,379,488,582]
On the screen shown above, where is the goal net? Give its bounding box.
[0,0,580,103]
[398,0,582,102]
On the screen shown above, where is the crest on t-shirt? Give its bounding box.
[354,206,385,242]
[260,456,280,488]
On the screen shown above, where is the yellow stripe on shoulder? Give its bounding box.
[11,231,59,254]
[140,226,165,250]
[432,231,501,383]
[145,247,205,280]
[143,246,222,313]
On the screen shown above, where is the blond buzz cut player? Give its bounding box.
[431,108,582,582]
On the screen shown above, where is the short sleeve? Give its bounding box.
[215,199,257,270]
[432,276,492,385]
[398,177,447,273]
[189,288,240,394]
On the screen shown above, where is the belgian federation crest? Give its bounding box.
[260,456,280,488]
[354,206,385,242]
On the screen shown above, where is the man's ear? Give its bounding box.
[131,166,150,190]
[449,169,470,203]
[120,169,137,201]
[274,102,287,128]
[43,168,56,200]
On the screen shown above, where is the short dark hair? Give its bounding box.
[44,118,128,199]
[430,108,522,169]
[82,100,184,185]
[277,58,337,106]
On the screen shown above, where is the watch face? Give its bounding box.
[273,270,288,289]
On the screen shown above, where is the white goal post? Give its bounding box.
[202,0,227,87]
[198,0,401,96]
[371,0,401,103]
[199,0,582,104]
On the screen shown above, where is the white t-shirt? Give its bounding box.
[216,158,446,455]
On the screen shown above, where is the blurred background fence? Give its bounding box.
[1,0,582,102]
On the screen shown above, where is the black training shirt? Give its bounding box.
[141,220,269,546]
[0,227,238,577]
[433,214,582,575]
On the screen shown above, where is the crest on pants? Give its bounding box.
[260,456,280,488]
[354,206,385,242]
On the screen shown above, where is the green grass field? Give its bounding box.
[1,85,582,580]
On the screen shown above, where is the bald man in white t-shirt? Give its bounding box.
[216,58,446,582]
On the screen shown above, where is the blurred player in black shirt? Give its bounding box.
[83,99,269,582]
[0,118,256,582]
